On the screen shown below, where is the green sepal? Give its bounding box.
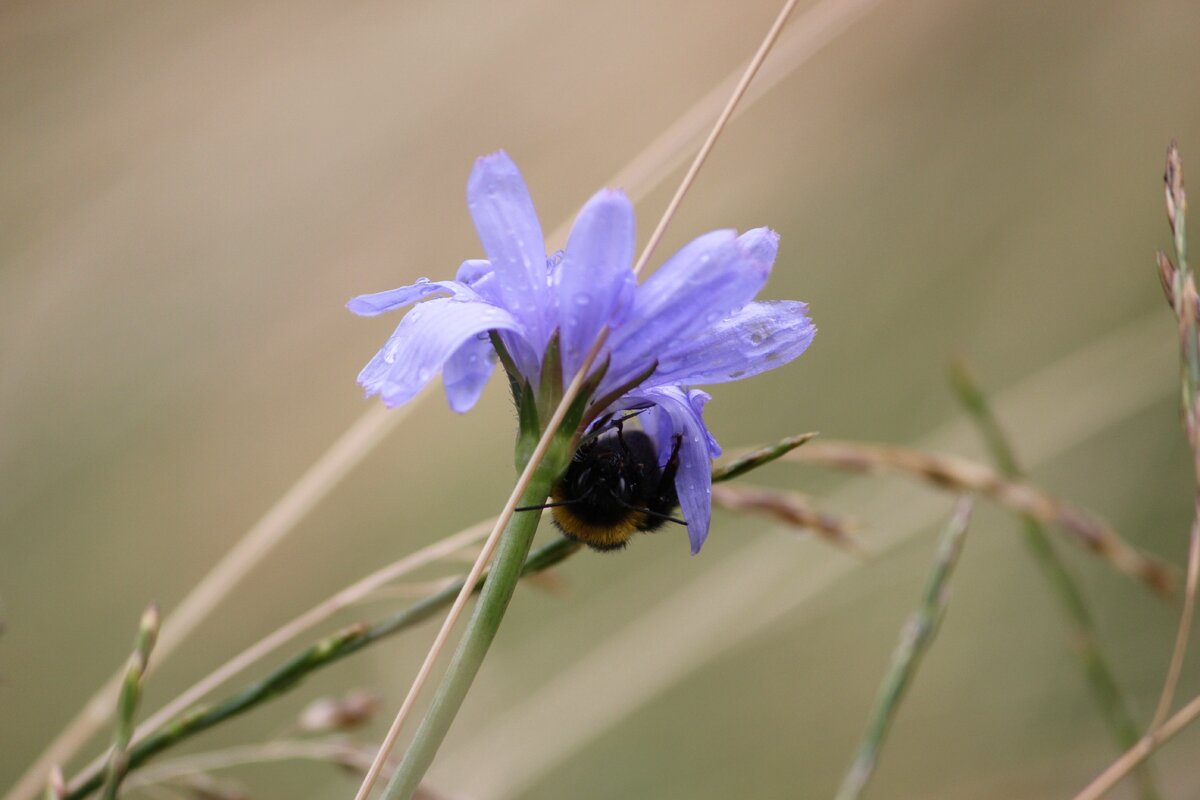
[579,359,658,433]
[558,355,612,450]
[514,379,541,471]
[537,329,564,414]
[488,332,524,410]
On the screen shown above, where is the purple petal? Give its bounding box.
[646,301,815,387]
[442,334,497,413]
[454,258,541,381]
[467,152,552,348]
[357,297,525,408]
[347,279,474,317]
[737,226,779,269]
[601,229,777,393]
[557,189,636,381]
[629,386,720,554]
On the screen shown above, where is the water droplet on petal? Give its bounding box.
[574,294,592,307]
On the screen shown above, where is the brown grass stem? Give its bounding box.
[1074,692,1200,800]
[629,0,802,281]
[1151,141,1199,731]
[790,441,1174,596]
[710,483,863,555]
[123,740,381,791]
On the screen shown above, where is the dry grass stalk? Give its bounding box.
[1150,141,1200,731]
[1074,691,1200,800]
[789,441,1174,597]
[711,483,864,555]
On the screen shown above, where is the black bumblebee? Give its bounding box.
[520,418,686,551]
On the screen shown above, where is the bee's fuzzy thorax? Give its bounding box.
[547,428,681,552]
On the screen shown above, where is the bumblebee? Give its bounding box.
[521,419,686,551]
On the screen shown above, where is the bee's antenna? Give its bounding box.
[514,486,594,513]
[513,500,579,512]
[615,498,687,526]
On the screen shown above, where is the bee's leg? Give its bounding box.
[614,415,629,454]
[657,434,684,500]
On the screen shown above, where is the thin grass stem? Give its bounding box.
[1151,141,1200,731]
[833,497,973,800]
[949,362,1161,800]
[123,740,381,791]
[1074,692,1200,800]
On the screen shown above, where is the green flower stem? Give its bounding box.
[949,362,1160,800]
[380,460,567,800]
[835,497,973,800]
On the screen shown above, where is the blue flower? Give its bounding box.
[349,151,814,552]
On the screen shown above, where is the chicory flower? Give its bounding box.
[349,151,814,552]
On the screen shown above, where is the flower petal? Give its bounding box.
[442,334,497,413]
[453,258,541,381]
[357,297,525,408]
[601,228,778,393]
[628,386,720,554]
[346,279,473,317]
[467,151,552,348]
[646,301,815,387]
[557,189,636,381]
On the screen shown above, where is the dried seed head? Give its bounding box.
[45,766,66,800]
[711,483,864,555]
[1158,250,1178,309]
[1166,140,1187,233]
[299,689,382,733]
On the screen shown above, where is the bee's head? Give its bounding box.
[569,436,634,503]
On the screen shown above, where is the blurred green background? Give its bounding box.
[4,1,1200,798]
